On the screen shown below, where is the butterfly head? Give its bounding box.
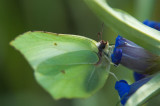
[97,40,108,53]
[97,40,110,57]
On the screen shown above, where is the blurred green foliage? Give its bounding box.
[0,0,160,106]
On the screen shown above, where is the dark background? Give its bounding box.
[0,0,160,106]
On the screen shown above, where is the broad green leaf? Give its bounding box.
[134,0,155,21]
[11,31,110,99]
[126,73,160,106]
[84,0,160,55]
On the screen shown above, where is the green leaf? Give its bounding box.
[10,31,110,99]
[84,0,160,55]
[134,0,156,21]
[126,73,160,106]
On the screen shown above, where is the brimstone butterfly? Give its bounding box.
[10,31,112,99]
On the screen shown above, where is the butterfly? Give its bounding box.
[10,31,113,99]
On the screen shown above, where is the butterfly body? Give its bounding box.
[97,40,108,56]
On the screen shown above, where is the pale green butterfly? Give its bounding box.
[10,31,114,99]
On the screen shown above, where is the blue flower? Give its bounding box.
[111,20,160,74]
[133,72,148,81]
[115,80,130,105]
[114,20,159,105]
[143,20,160,31]
[115,77,152,105]
[111,35,156,74]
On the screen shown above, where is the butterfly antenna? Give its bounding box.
[97,32,100,41]
[101,23,104,40]
[97,22,104,41]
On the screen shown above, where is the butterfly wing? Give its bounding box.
[11,31,110,99]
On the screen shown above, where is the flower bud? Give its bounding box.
[115,77,152,105]
[111,20,160,74]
